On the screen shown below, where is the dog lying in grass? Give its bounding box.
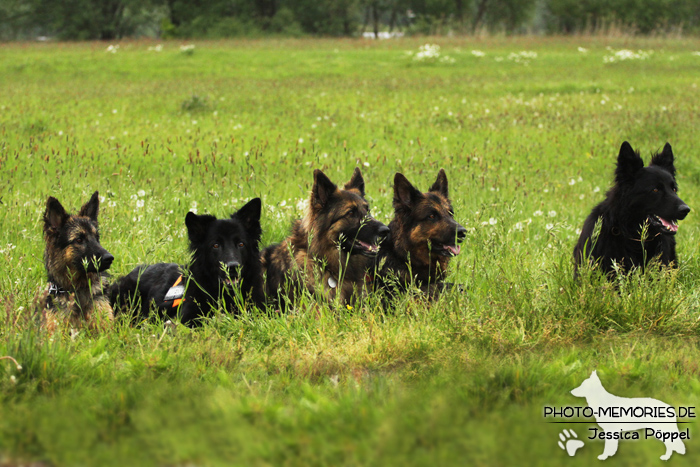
[374,169,466,299]
[261,168,389,309]
[110,198,264,325]
[34,191,114,332]
[574,142,690,278]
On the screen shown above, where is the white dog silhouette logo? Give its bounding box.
[571,370,686,460]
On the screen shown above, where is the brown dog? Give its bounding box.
[262,168,389,309]
[375,169,466,298]
[34,192,114,331]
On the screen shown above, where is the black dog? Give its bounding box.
[574,142,690,277]
[110,198,264,325]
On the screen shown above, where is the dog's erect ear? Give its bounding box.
[233,197,262,235]
[312,170,337,209]
[429,169,449,199]
[650,143,675,176]
[233,197,261,225]
[344,167,365,197]
[185,212,216,246]
[78,191,100,221]
[615,141,644,184]
[394,173,423,209]
[44,197,69,233]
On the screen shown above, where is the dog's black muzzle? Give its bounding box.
[83,245,114,272]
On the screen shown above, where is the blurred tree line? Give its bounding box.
[1,0,699,40]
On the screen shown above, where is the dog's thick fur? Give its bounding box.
[262,168,389,308]
[574,142,690,277]
[375,169,466,298]
[34,191,114,331]
[571,370,686,460]
[110,198,264,325]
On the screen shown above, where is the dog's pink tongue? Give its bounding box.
[446,245,461,255]
[357,240,379,252]
[660,217,678,232]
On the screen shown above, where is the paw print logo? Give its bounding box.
[558,429,584,456]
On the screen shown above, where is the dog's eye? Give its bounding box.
[428,213,437,220]
[653,188,659,193]
[213,243,220,249]
[75,237,84,245]
[238,242,244,248]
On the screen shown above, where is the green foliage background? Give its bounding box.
[0,37,699,465]
[3,0,700,40]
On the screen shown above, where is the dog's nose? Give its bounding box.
[226,261,241,270]
[678,204,691,220]
[375,225,390,244]
[456,226,467,243]
[99,253,114,271]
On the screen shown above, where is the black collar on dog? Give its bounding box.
[48,282,69,296]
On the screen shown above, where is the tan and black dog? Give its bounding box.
[262,168,389,308]
[375,169,466,298]
[34,191,114,331]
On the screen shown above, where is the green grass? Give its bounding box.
[1,36,700,465]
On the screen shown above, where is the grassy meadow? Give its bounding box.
[1,36,700,465]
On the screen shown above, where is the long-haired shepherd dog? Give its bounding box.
[574,142,690,277]
[375,169,466,298]
[110,198,264,325]
[34,191,115,332]
[262,168,389,308]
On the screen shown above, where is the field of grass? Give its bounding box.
[1,36,700,465]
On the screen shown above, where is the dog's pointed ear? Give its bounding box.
[394,173,423,209]
[44,196,69,234]
[233,198,262,241]
[650,143,675,176]
[185,212,216,246]
[233,197,261,225]
[429,169,449,198]
[344,167,365,196]
[615,141,644,184]
[78,191,100,221]
[312,169,337,210]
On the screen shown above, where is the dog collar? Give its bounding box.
[47,282,69,296]
[164,275,186,308]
